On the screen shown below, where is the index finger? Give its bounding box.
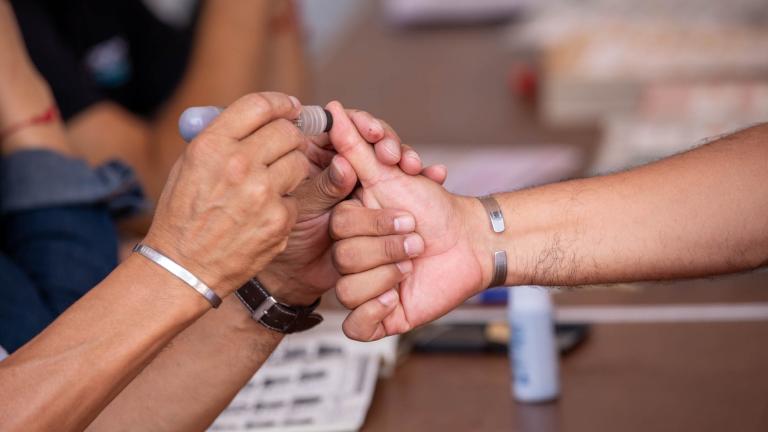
[206,92,301,141]
[313,109,390,150]
[348,112,423,175]
[348,109,385,144]
[326,100,388,186]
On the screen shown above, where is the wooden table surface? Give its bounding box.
[363,320,768,432]
[355,270,768,431]
[312,3,768,431]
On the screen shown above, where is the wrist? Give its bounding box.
[455,195,496,293]
[141,232,239,299]
[256,268,319,306]
[122,253,210,319]
[0,68,49,122]
[218,295,285,342]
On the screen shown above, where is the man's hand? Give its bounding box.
[325,101,490,341]
[255,108,447,306]
[144,92,311,297]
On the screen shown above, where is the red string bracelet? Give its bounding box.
[270,0,300,34]
[0,104,59,141]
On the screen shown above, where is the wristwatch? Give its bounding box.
[235,278,323,334]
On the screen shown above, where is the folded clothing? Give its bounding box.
[0,149,146,217]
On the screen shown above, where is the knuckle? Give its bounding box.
[260,91,291,109]
[246,181,269,203]
[383,237,402,260]
[224,152,251,184]
[268,205,291,231]
[186,133,217,160]
[331,242,355,274]
[314,168,336,198]
[341,129,361,145]
[391,320,412,335]
[375,213,392,235]
[240,93,271,114]
[329,210,351,239]
[335,279,355,309]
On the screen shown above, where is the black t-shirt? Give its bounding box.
[12,0,200,121]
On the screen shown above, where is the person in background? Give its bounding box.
[12,0,308,203]
[0,1,144,352]
[323,102,768,341]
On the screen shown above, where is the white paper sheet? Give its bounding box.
[418,145,583,196]
[208,314,397,432]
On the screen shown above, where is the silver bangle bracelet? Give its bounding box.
[133,243,222,308]
[478,195,508,288]
[479,195,506,233]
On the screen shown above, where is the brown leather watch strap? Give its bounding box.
[235,278,323,334]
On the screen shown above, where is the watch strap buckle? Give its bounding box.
[235,278,322,334]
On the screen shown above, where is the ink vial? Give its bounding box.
[178,105,332,142]
[509,286,560,403]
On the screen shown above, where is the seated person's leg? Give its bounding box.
[0,253,54,352]
[0,4,144,327]
[1,111,142,327]
[1,204,118,314]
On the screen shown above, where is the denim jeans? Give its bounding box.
[0,150,144,352]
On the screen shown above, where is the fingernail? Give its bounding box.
[382,138,399,158]
[405,150,420,162]
[393,215,415,233]
[378,289,399,306]
[396,260,413,274]
[403,234,424,257]
[329,156,344,186]
[289,95,301,108]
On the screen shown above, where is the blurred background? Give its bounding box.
[7,0,768,430]
[240,1,768,430]
[299,1,768,430]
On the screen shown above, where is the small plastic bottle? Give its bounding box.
[508,286,559,403]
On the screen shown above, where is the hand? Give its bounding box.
[144,92,310,297]
[257,108,447,305]
[326,101,491,341]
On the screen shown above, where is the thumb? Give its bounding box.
[294,155,357,220]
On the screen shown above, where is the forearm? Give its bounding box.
[146,0,274,199]
[472,124,768,288]
[86,264,320,431]
[175,0,273,104]
[0,92,308,430]
[87,296,282,432]
[264,0,308,98]
[0,255,208,431]
[70,2,278,202]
